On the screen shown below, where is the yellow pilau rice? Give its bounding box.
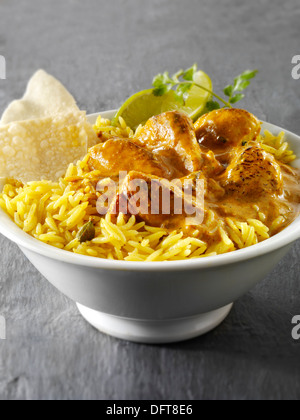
[0,117,295,261]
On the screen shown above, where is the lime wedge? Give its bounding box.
[112,71,212,130]
[112,89,172,130]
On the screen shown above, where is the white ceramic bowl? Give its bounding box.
[0,111,299,344]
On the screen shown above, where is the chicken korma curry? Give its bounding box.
[0,70,299,261]
[88,109,300,241]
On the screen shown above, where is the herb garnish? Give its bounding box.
[152,64,258,112]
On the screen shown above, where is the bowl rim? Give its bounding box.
[0,110,299,272]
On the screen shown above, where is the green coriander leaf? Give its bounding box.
[233,70,258,91]
[223,85,234,97]
[153,85,170,97]
[230,93,245,104]
[183,64,198,81]
[153,74,164,88]
[206,100,221,112]
[177,83,192,95]
[162,71,174,85]
[239,69,258,80]
[233,76,241,90]
[176,83,193,104]
[153,73,174,89]
[172,69,184,83]
[234,78,251,91]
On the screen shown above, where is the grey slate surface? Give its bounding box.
[0,0,300,400]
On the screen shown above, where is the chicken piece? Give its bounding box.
[108,171,205,229]
[198,148,224,177]
[194,109,261,162]
[219,145,283,198]
[88,138,174,179]
[134,111,202,175]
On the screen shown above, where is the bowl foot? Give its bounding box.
[77,303,233,344]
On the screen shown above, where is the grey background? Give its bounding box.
[0,0,300,400]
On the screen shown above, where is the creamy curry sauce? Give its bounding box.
[88,109,300,244]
